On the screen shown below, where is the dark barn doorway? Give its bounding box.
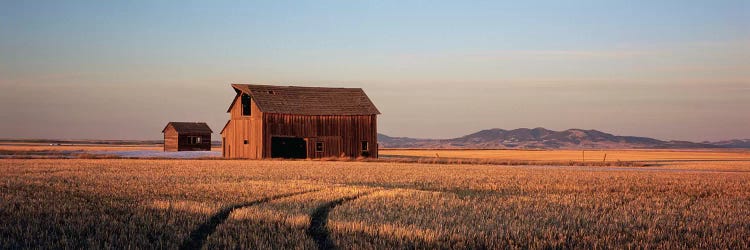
[271,137,307,159]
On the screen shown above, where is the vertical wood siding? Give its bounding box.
[176,134,211,151]
[307,136,343,158]
[222,96,264,159]
[263,113,378,159]
[163,126,179,152]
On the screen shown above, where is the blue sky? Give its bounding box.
[1,1,748,141]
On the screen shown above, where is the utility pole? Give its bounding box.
[582,150,585,162]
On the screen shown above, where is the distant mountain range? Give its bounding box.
[378,128,750,149]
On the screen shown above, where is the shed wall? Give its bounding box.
[176,134,212,151]
[164,126,179,152]
[164,125,211,152]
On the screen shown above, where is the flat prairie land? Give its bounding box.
[382,148,750,163]
[2,155,749,248]
[0,144,163,152]
[0,144,223,152]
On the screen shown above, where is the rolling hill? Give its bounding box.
[378,128,747,149]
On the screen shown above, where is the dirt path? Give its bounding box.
[179,189,318,250]
[306,192,372,250]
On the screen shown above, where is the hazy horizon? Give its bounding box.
[1,1,748,142]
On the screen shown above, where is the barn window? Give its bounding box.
[243,139,248,145]
[241,94,251,116]
[361,141,368,151]
[316,142,324,152]
[186,136,201,145]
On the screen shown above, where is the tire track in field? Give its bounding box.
[179,189,318,250]
[306,192,373,250]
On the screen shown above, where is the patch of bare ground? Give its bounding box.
[306,192,373,250]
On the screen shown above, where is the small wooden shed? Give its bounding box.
[162,122,213,152]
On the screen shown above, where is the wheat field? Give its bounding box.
[381,148,750,162]
[1,156,749,249]
[0,144,222,152]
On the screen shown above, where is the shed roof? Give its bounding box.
[162,122,213,133]
[229,84,380,115]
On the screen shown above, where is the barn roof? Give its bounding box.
[229,84,381,115]
[162,122,213,133]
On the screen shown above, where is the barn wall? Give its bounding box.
[229,93,262,120]
[222,96,263,159]
[263,114,378,159]
[306,136,343,158]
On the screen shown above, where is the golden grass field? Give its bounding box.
[381,148,750,162]
[0,144,220,152]
[1,146,750,248]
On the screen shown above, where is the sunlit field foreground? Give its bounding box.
[2,159,749,248]
[0,144,219,152]
[382,148,750,162]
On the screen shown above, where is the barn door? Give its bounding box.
[271,137,307,159]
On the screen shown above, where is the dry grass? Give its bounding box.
[382,148,750,162]
[0,144,162,152]
[0,143,223,160]
[1,158,749,248]
[0,144,222,152]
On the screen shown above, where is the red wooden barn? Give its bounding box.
[162,122,213,152]
[220,84,380,159]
